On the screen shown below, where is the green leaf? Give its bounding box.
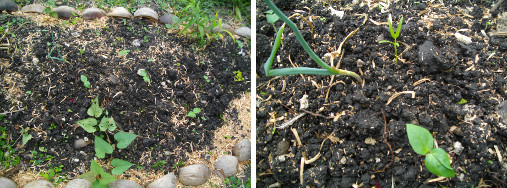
[90,160,104,173]
[98,172,116,185]
[394,16,404,39]
[87,97,103,118]
[425,148,455,177]
[79,170,97,182]
[98,117,117,132]
[193,108,201,114]
[457,98,467,104]
[22,134,32,146]
[378,40,392,44]
[266,12,279,24]
[114,132,138,149]
[92,181,108,188]
[111,159,134,175]
[143,76,151,83]
[81,75,91,88]
[118,49,130,56]
[406,124,433,155]
[94,136,113,158]
[388,16,395,39]
[187,111,196,118]
[76,118,98,133]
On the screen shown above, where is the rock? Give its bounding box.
[0,0,18,12]
[21,4,45,14]
[213,23,234,34]
[64,179,92,188]
[81,8,106,20]
[0,177,16,188]
[109,180,142,188]
[235,27,251,38]
[498,101,507,124]
[454,141,464,155]
[178,164,211,186]
[232,138,251,161]
[52,6,78,19]
[214,155,238,177]
[159,14,178,25]
[275,139,290,156]
[23,180,54,188]
[74,138,90,149]
[454,32,472,44]
[134,7,158,22]
[417,41,449,73]
[107,7,132,19]
[146,173,177,188]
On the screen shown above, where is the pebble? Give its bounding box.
[74,138,91,149]
[64,179,92,188]
[178,164,211,186]
[159,14,178,25]
[275,139,290,156]
[214,155,238,177]
[81,8,106,20]
[107,7,132,18]
[21,4,45,14]
[52,6,78,19]
[0,177,16,188]
[232,138,251,161]
[498,101,506,124]
[455,32,472,44]
[0,0,18,12]
[134,7,158,22]
[146,172,177,188]
[109,180,142,188]
[23,180,54,188]
[234,27,251,38]
[454,141,464,155]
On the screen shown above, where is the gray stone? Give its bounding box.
[52,6,78,19]
[275,139,290,156]
[64,179,92,188]
[417,41,449,73]
[23,180,54,188]
[147,173,177,188]
[232,138,250,161]
[159,14,178,25]
[214,155,238,178]
[0,177,16,188]
[498,101,507,124]
[178,164,211,186]
[0,0,18,12]
[109,180,142,188]
[81,7,106,20]
[134,7,158,22]
[21,4,45,14]
[74,138,90,149]
[213,23,234,34]
[454,141,464,155]
[107,7,132,19]
[234,27,251,38]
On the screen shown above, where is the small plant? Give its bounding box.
[233,70,245,81]
[79,48,84,59]
[152,160,166,170]
[264,10,279,31]
[224,176,251,188]
[172,160,185,169]
[457,98,467,104]
[40,163,66,185]
[80,75,91,88]
[406,124,455,178]
[20,127,32,146]
[187,108,201,118]
[0,125,21,169]
[379,15,403,64]
[137,69,151,83]
[79,160,117,187]
[203,75,210,83]
[262,0,361,82]
[118,49,130,56]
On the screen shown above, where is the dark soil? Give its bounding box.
[0,10,250,179]
[256,0,506,187]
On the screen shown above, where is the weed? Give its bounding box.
[0,126,21,169]
[40,163,66,185]
[172,160,185,169]
[118,49,130,56]
[20,127,32,146]
[264,10,279,31]
[152,160,166,170]
[379,15,403,64]
[406,124,455,177]
[224,176,251,188]
[137,69,151,83]
[186,108,201,118]
[262,0,361,82]
[79,160,117,186]
[80,75,91,88]
[457,98,467,104]
[203,75,210,83]
[233,70,245,81]
[79,48,84,59]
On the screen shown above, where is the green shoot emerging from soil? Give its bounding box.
[187,108,202,118]
[80,75,91,88]
[379,15,403,64]
[137,69,151,83]
[406,124,455,178]
[263,0,361,82]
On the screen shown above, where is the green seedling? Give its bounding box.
[172,160,185,169]
[457,98,467,104]
[80,75,91,88]
[264,10,279,31]
[80,160,117,188]
[79,49,84,59]
[152,160,166,170]
[187,108,201,118]
[263,0,361,82]
[233,70,245,81]
[406,124,455,178]
[379,15,403,64]
[137,69,151,83]
[40,163,65,184]
[21,127,32,146]
[203,75,210,83]
[118,49,130,56]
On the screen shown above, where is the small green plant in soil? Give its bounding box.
[172,160,185,169]
[40,163,66,185]
[187,108,201,118]
[224,176,251,188]
[262,0,361,82]
[0,125,21,169]
[406,124,455,178]
[379,15,403,64]
[457,98,467,104]
[118,49,130,56]
[152,160,166,170]
[79,160,117,188]
[80,75,91,88]
[264,10,279,31]
[137,69,151,83]
[20,127,32,146]
[203,75,210,83]
[233,70,245,81]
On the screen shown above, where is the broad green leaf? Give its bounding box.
[111,159,134,175]
[81,75,90,88]
[193,108,201,114]
[92,181,108,188]
[457,98,467,104]
[76,118,98,133]
[187,111,196,118]
[98,117,117,132]
[79,170,97,182]
[22,134,32,146]
[114,132,138,149]
[143,76,151,83]
[98,172,117,185]
[406,124,433,155]
[90,160,104,173]
[266,13,279,24]
[87,97,103,118]
[425,148,455,177]
[94,136,113,158]
[118,49,130,56]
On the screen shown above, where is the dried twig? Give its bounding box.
[375,110,394,173]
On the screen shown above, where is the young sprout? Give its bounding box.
[379,14,403,64]
[263,0,361,82]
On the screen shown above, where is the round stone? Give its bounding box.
[23,180,54,188]
[81,8,106,20]
[21,4,45,14]
[0,177,16,188]
[64,179,91,188]
[146,173,177,188]
[232,138,250,161]
[158,14,178,25]
[109,180,142,188]
[178,164,211,186]
[0,0,18,12]
[234,27,251,38]
[133,7,158,22]
[52,6,78,19]
[214,155,238,177]
[107,7,132,19]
